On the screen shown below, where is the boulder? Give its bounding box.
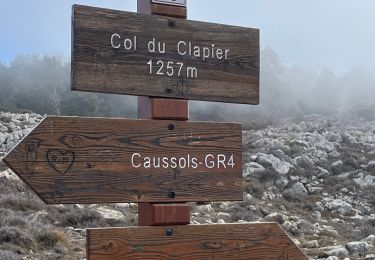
[306,184,323,194]
[275,176,289,189]
[331,160,343,168]
[296,219,318,235]
[284,182,308,198]
[196,204,214,214]
[289,139,309,147]
[0,125,7,134]
[328,150,341,158]
[341,132,356,145]
[326,257,339,260]
[271,149,292,163]
[346,241,369,257]
[96,207,125,221]
[311,211,321,220]
[217,212,230,220]
[326,132,342,143]
[362,235,375,244]
[302,240,319,248]
[319,225,339,237]
[315,140,335,152]
[290,175,300,182]
[354,174,375,188]
[263,212,288,224]
[0,113,13,123]
[325,199,353,215]
[243,162,265,177]
[365,161,375,172]
[256,153,292,174]
[294,155,313,168]
[6,122,17,133]
[282,221,297,234]
[325,246,350,258]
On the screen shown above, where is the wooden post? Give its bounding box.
[137,0,190,226]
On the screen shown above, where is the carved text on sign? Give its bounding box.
[2,116,243,203]
[131,153,235,169]
[110,35,231,79]
[72,5,260,104]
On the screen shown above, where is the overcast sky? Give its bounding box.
[1,0,374,75]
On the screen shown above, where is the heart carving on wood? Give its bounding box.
[47,149,75,175]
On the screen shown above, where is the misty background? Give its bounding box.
[0,0,374,122]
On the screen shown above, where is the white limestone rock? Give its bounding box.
[96,207,125,221]
[256,153,292,174]
[325,199,353,216]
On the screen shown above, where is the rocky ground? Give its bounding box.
[0,112,374,259]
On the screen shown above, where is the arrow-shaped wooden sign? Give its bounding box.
[87,223,308,260]
[2,116,242,204]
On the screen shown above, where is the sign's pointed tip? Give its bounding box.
[1,116,48,173]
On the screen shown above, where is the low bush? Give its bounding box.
[0,195,44,212]
[0,250,21,260]
[0,226,34,250]
[257,169,280,184]
[35,229,66,250]
[0,178,27,194]
[243,177,264,199]
[48,205,105,228]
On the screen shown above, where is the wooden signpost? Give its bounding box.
[71,5,259,104]
[2,0,308,259]
[87,223,307,259]
[3,116,242,204]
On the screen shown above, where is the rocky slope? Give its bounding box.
[0,112,374,259]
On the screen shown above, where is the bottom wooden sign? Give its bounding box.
[87,223,307,259]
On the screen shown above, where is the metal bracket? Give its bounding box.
[151,0,187,7]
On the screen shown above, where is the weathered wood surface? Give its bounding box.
[2,116,242,204]
[137,0,191,226]
[139,0,187,18]
[86,223,308,260]
[138,203,190,226]
[138,97,189,120]
[137,0,189,121]
[71,5,259,104]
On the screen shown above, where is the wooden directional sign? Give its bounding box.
[87,223,308,259]
[2,116,242,204]
[71,5,259,104]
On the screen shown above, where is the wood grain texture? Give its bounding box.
[86,223,308,260]
[71,5,259,104]
[150,3,187,18]
[138,97,189,120]
[138,203,190,226]
[137,0,191,224]
[2,116,242,204]
[138,0,187,18]
[137,1,189,121]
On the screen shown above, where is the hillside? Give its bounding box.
[0,112,374,259]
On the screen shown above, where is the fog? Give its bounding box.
[0,1,374,122]
[192,47,375,123]
[1,49,374,123]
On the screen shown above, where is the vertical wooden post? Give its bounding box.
[137,0,190,226]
